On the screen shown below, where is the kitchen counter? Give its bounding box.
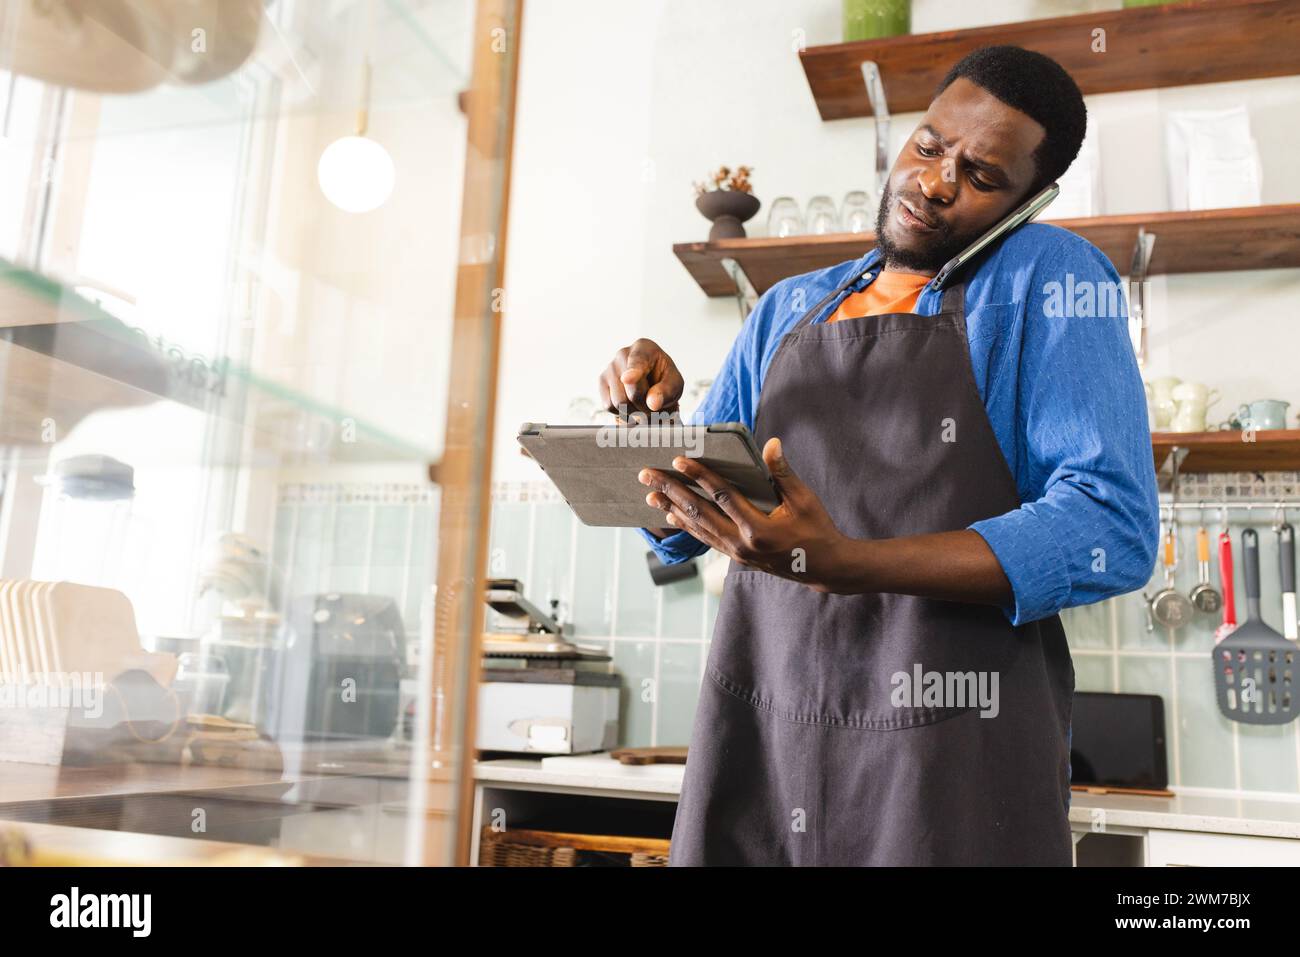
[474,754,1300,847]
[475,754,684,796]
[0,820,355,866]
[0,745,441,864]
[1067,789,1300,840]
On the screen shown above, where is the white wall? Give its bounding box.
[495,0,1300,481]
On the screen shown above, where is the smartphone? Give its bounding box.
[928,181,1060,291]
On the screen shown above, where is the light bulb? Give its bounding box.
[317,135,395,213]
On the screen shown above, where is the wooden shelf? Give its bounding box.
[800,0,1300,121]
[673,204,1300,298]
[1152,430,1300,474]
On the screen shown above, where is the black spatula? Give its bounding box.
[1213,528,1299,724]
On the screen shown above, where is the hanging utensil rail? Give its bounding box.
[1161,501,1300,514]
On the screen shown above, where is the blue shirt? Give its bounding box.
[641,222,1160,626]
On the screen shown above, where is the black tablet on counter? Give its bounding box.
[1070,692,1169,791]
[517,421,780,527]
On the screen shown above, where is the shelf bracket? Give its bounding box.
[1157,443,1188,495]
[719,256,759,320]
[1128,227,1156,367]
[860,61,890,203]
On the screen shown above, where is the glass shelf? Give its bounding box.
[0,258,437,469]
[0,0,513,867]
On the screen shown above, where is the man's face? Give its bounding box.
[875,77,1047,274]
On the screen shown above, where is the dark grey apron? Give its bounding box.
[669,277,1075,866]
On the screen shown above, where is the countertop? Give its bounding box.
[476,753,684,795]
[475,754,1300,839]
[1067,790,1300,840]
[0,820,356,865]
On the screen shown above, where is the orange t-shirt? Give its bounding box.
[827,270,930,322]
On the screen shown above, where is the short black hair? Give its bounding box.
[935,45,1087,195]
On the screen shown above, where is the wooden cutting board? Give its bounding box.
[44,582,176,687]
[610,746,687,766]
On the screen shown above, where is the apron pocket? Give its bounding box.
[708,568,1024,730]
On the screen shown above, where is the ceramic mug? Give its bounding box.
[1172,402,1214,432]
[1226,399,1290,431]
[1171,381,1219,407]
[1169,382,1220,432]
[1146,376,1181,430]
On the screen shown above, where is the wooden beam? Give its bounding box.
[420,0,523,868]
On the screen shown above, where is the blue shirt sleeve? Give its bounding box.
[969,233,1160,625]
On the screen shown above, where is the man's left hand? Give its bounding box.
[640,437,855,593]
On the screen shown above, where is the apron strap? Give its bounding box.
[938,281,965,316]
[791,265,873,331]
[790,266,965,332]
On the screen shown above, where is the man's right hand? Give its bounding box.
[598,338,684,420]
[600,339,684,541]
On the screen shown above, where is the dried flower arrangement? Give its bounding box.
[694,165,753,196]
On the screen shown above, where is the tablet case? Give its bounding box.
[517,422,779,527]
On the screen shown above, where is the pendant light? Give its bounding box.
[318,4,393,214]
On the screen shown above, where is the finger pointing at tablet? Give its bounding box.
[599,338,683,418]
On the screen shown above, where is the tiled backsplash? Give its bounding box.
[273,483,439,646]
[1067,501,1300,797]
[491,480,1300,796]
[488,485,718,749]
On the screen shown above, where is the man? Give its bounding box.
[597,46,1159,865]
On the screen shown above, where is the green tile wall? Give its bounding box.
[1060,513,1300,796]
[488,497,711,748]
[264,485,1298,796]
[488,497,1300,790]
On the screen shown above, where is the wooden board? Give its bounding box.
[673,204,1300,298]
[479,825,670,856]
[1071,784,1175,799]
[611,745,687,765]
[0,820,321,866]
[800,0,1300,120]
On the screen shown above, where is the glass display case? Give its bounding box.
[0,0,517,865]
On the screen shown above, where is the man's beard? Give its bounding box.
[874,182,980,273]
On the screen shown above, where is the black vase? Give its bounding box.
[695,191,761,241]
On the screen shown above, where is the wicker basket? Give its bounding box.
[479,835,577,867]
[479,827,670,867]
[630,851,669,867]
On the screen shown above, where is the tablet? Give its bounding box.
[1069,692,1168,791]
[518,421,780,527]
